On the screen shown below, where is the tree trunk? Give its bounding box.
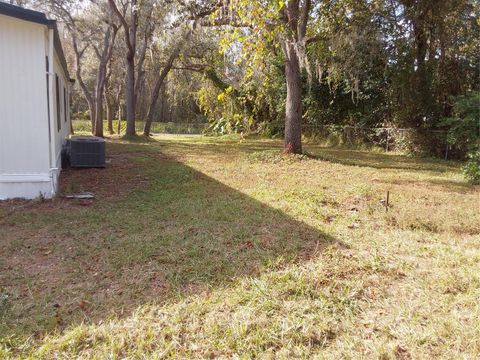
[281,0,309,154]
[88,102,96,134]
[116,84,123,135]
[94,78,104,137]
[143,39,186,136]
[414,20,428,127]
[284,42,302,154]
[117,104,122,135]
[71,18,116,138]
[94,101,103,137]
[143,80,164,136]
[142,67,166,135]
[106,93,114,134]
[71,35,96,133]
[143,92,156,136]
[125,57,136,136]
[93,50,112,138]
[134,17,153,108]
[108,0,137,136]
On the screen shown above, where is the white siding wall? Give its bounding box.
[52,50,71,170]
[0,15,52,199]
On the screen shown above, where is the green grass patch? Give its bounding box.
[0,136,478,358]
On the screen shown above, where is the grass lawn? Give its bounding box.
[0,135,479,358]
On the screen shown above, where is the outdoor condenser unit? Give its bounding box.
[68,136,106,168]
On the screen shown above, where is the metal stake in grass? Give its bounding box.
[386,191,390,212]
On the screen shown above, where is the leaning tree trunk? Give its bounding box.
[143,52,182,135]
[284,41,303,154]
[143,85,158,136]
[143,76,165,136]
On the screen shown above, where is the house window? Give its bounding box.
[55,74,61,131]
[64,87,67,123]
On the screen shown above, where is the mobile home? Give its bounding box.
[0,2,72,199]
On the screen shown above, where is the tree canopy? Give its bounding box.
[16,0,480,155]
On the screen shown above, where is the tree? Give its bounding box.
[141,1,220,135]
[206,0,315,153]
[37,0,478,156]
[108,0,138,136]
[45,0,119,137]
[280,0,311,154]
[90,11,118,137]
[143,27,193,136]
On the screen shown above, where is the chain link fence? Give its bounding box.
[72,119,452,157]
[146,122,208,135]
[301,124,449,156]
[72,120,209,135]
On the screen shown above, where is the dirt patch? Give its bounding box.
[0,152,146,218]
[59,153,145,199]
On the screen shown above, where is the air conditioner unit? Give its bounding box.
[68,136,106,168]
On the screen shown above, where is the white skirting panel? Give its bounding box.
[0,173,57,200]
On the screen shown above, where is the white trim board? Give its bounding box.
[0,174,51,183]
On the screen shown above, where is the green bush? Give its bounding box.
[463,150,480,184]
[204,115,245,135]
[440,92,480,158]
[439,92,480,183]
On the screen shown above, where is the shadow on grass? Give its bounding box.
[149,137,462,175]
[305,147,461,173]
[373,177,476,195]
[0,139,339,340]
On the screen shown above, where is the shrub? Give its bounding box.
[440,92,480,158]
[204,115,245,135]
[463,150,480,184]
[439,92,480,183]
